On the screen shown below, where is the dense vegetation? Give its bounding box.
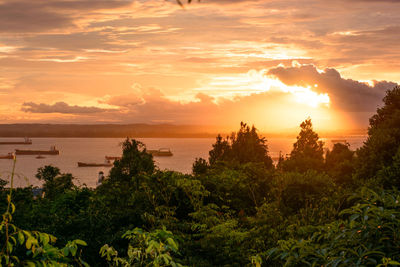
[1,86,400,266]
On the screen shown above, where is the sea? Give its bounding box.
[0,136,367,188]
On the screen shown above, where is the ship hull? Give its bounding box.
[105,156,121,161]
[15,150,59,155]
[78,162,112,167]
[148,150,173,157]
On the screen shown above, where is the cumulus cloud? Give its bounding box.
[88,85,340,132]
[21,102,115,114]
[268,64,398,112]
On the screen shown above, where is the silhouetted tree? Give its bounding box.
[356,85,400,184]
[109,138,155,184]
[36,165,75,199]
[208,122,274,169]
[36,165,60,182]
[282,119,324,172]
[192,157,209,175]
[325,143,355,185]
[209,135,231,165]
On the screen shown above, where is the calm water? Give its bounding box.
[0,136,366,188]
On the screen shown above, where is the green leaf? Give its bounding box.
[74,239,87,246]
[349,214,360,222]
[18,231,25,244]
[26,237,33,249]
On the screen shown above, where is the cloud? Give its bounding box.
[0,0,133,33]
[21,102,115,114]
[268,64,398,112]
[90,84,340,132]
[32,56,88,63]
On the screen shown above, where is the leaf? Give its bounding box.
[74,239,87,246]
[349,214,360,222]
[18,231,25,244]
[7,241,13,253]
[26,237,33,249]
[11,203,15,214]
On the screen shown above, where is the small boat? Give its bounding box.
[105,156,121,161]
[78,161,113,167]
[148,148,173,157]
[0,153,14,159]
[0,137,32,145]
[36,154,45,159]
[15,146,59,155]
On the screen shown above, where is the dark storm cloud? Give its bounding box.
[21,102,115,114]
[268,64,398,112]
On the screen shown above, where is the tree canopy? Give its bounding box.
[280,118,324,172]
[356,86,400,183]
[208,122,273,169]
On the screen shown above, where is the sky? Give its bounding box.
[1,0,399,133]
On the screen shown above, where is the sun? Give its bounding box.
[196,69,331,108]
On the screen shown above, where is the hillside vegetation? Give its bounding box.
[1,86,400,266]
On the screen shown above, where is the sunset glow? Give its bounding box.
[0,0,399,133]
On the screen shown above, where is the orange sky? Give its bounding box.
[0,0,399,133]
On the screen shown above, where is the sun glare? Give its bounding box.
[196,70,331,108]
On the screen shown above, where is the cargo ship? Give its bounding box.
[148,148,173,157]
[0,137,32,145]
[105,156,121,161]
[78,161,113,167]
[15,146,59,155]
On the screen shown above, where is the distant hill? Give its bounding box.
[0,124,367,138]
[0,124,219,138]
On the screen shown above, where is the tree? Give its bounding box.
[282,119,324,172]
[108,138,155,184]
[208,122,273,169]
[208,135,231,165]
[100,227,183,267]
[36,165,75,199]
[35,165,60,182]
[325,142,355,185]
[356,86,400,184]
[377,147,400,189]
[192,157,209,175]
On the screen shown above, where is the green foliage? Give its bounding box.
[109,138,155,184]
[100,227,183,267]
[4,87,400,266]
[192,157,209,175]
[36,165,76,199]
[356,85,400,182]
[325,142,355,185]
[281,119,324,172]
[209,122,274,169]
[0,158,88,266]
[277,171,336,214]
[377,146,400,189]
[198,162,274,214]
[36,165,61,182]
[269,188,400,266]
